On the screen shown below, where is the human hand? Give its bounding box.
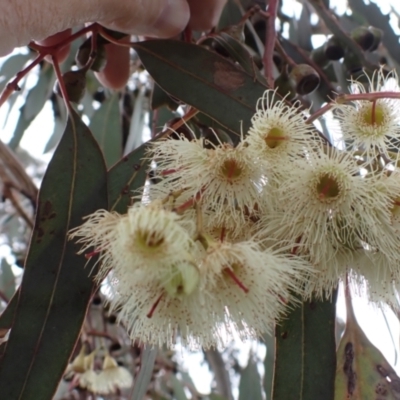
[0,0,227,88]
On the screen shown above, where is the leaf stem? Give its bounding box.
[263,0,279,88]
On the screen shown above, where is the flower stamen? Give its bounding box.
[316,174,340,200]
[85,249,101,259]
[146,292,164,318]
[264,127,288,149]
[224,267,249,293]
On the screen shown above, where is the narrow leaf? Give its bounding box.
[0,290,18,330]
[130,347,157,400]
[335,290,400,399]
[132,40,268,137]
[89,93,122,167]
[238,355,263,400]
[0,54,32,92]
[0,258,16,299]
[0,110,107,399]
[9,66,54,149]
[273,291,337,400]
[262,333,275,400]
[107,140,149,213]
[172,375,189,400]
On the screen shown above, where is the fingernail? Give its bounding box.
[152,0,190,38]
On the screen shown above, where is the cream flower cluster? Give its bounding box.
[65,349,133,395]
[71,73,400,348]
[70,199,310,348]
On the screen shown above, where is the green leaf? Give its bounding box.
[89,93,122,167]
[172,375,189,400]
[0,110,107,399]
[335,291,400,399]
[273,291,337,400]
[0,259,16,300]
[0,54,32,92]
[238,355,263,400]
[0,291,18,330]
[107,140,150,213]
[9,65,54,150]
[209,394,228,400]
[132,39,268,137]
[130,347,157,400]
[202,32,265,81]
[151,83,179,111]
[262,333,275,400]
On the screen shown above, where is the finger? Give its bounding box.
[0,0,190,56]
[187,0,227,30]
[95,42,130,90]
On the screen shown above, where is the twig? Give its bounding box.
[0,24,100,110]
[263,0,279,87]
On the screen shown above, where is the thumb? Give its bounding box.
[0,0,189,56]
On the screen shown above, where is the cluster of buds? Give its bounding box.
[70,69,400,348]
[65,348,133,395]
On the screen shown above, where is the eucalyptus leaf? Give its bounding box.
[9,66,54,150]
[0,109,107,399]
[89,93,122,167]
[131,347,157,400]
[238,355,263,400]
[172,375,189,400]
[335,292,400,399]
[273,291,337,400]
[132,39,268,138]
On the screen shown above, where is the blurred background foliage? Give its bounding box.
[0,0,400,399]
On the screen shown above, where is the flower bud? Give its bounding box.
[289,64,320,95]
[162,262,200,298]
[274,73,296,100]
[367,26,383,52]
[324,36,345,60]
[54,69,86,103]
[76,38,107,72]
[310,46,330,67]
[351,26,374,51]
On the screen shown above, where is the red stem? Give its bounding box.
[263,0,279,88]
[51,56,73,113]
[0,24,100,110]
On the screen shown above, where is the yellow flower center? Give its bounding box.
[361,102,386,127]
[316,173,341,201]
[264,127,286,149]
[220,159,243,181]
[135,229,165,252]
